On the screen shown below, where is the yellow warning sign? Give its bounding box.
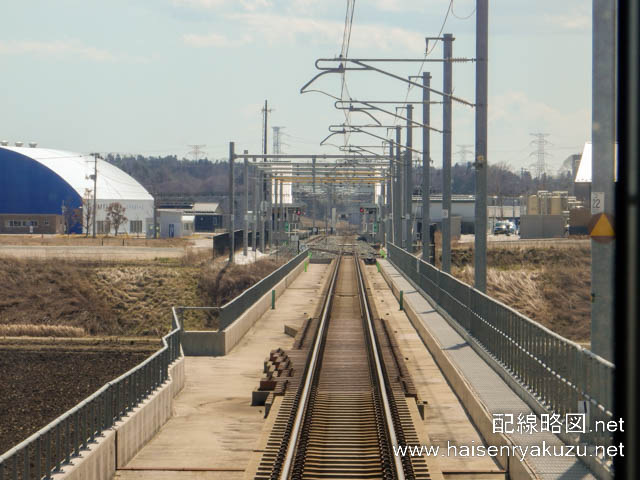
[588,213,615,243]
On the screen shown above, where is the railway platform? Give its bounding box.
[376,258,596,480]
[109,252,599,480]
[113,262,332,480]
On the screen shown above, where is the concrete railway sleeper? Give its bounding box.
[251,245,432,480]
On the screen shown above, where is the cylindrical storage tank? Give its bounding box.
[527,195,539,215]
[538,195,547,215]
[551,196,563,215]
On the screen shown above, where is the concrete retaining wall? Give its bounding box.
[182,257,307,356]
[182,330,225,356]
[53,356,186,480]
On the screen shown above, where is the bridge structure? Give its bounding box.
[1,0,633,478]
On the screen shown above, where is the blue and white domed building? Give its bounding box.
[0,144,154,235]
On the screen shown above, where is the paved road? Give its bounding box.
[0,245,186,260]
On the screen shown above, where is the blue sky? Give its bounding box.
[0,0,591,172]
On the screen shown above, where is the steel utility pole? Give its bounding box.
[591,0,616,361]
[91,153,98,238]
[273,178,279,238]
[229,142,235,264]
[259,170,265,252]
[380,182,386,243]
[262,100,271,156]
[422,72,432,261]
[279,178,284,241]
[312,156,316,233]
[325,183,329,236]
[405,104,414,251]
[267,173,273,249]
[243,151,249,257]
[475,0,489,292]
[387,141,393,246]
[442,33,454,273]
[262,100,271,250]
[393,128,402,245]
[253,162,259,253]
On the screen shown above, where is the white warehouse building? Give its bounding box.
[0,145,154,235]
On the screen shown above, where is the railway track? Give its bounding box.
[251,248,432,480]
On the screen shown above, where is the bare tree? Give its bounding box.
[82,188,93,237]
[60,197,82,234]
[488,162,518,218]
[106,202,128,236]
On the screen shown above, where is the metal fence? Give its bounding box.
[387,243,614,452]
[176,248,309,330]
[218,249,307,329]
[0,315,182,480]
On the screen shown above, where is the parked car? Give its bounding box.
[493,221,515,235]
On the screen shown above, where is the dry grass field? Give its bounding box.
[449,243,591,343]
[0,255,281,337]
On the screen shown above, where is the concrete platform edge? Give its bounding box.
[377,261,538,480]
[379,258,610,480]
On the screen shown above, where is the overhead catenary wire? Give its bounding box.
[393,0,454,133]
[339,0,356,148]
[451,0,476,20]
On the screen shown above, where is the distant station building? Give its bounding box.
[0,144,154,235]
[191,202,225,232]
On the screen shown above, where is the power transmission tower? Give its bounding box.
[456,144,474,164]
[188,144,206,161]
[529,133,551,179]
[272,126,287,154]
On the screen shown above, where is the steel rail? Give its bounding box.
[278,253,343,480]
[354,253,406,480]
[278,249,407,480]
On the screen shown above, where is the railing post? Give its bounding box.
[74,411,80,457]
[271,290,276,309]
[65,417,70,463]
[399,290,404,311]
[55,423,61,471]
[45,430,51,479]
[23,444,29,480]
[36,434,42,479]
[81,405,89,450]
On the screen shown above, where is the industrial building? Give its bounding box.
[0,145,154,235]
[157,209,195,237]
